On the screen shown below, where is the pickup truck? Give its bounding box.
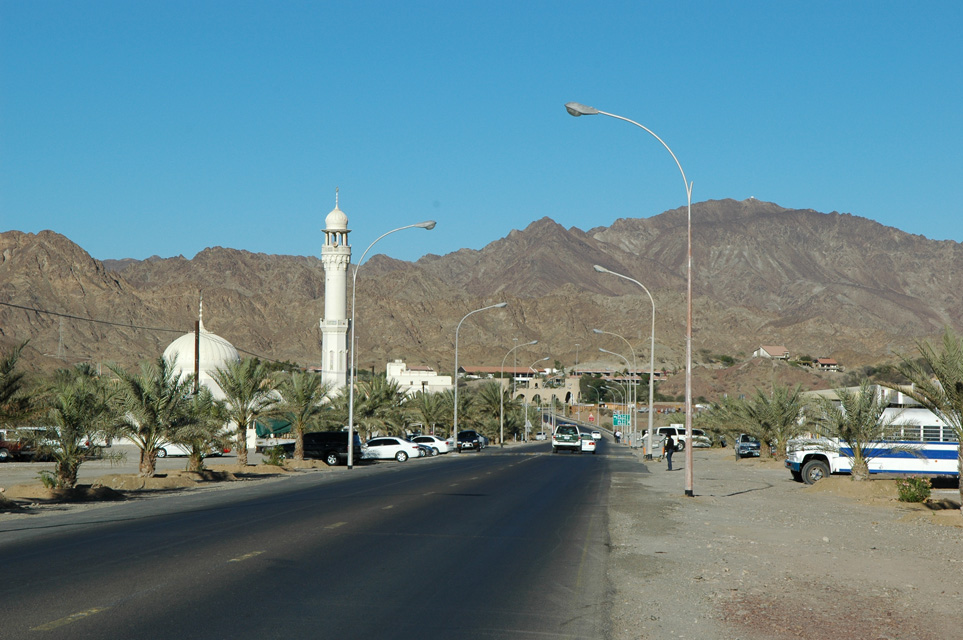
[0,431,34,461]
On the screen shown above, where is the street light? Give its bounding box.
[594,328,638,445]
[453,302,508,453]
[593,267,656,457]
[347,220,436,469]
[574,343,581,421]
[501,340,538,447]
[568,101,694,496]
[599,347,631,442]
[528,356,551,433]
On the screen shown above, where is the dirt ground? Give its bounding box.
[608,447,963,640]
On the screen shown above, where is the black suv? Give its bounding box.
[457,430,484,452]
[279,431,363,466]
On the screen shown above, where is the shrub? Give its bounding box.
[264,445,287,467]
[37,470,57,489]
[895,476,931,503]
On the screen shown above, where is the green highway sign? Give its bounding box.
[613,413,631,427]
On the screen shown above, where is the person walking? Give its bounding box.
[665,433,675,471]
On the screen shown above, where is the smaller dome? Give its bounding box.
[325,205,348,231]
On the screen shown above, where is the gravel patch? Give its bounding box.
[608,448,963,639]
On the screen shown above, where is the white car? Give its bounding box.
[364,437,422,462]
[156,442,222,458]
[580,434,597,454]
[591,430,602,440]
[410,434,451,455]
[535,432,548,441]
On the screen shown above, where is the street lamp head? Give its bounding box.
[593,264,610,274]
[592,328,603,335]
[528,340,539,346]
[416,220,437,230]
[493,302,508,309]
[565,102,600,117]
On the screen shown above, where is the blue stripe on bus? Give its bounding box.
[839,447,958,460]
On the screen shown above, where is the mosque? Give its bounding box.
[159,196,351,449]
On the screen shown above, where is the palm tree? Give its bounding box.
[211,358,278,466]
[38,363,113,488]
[170,386,226,473]
[808,382,908,481]
[273,371,331,461]
[111,356,194,477]
[890,328,963,507]
[716,384,806,458]
[475,381,506,443]
[352,376,405,439]
[405,390,447,436]
[0,341,32,427]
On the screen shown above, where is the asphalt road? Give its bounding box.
[2,438,639,640]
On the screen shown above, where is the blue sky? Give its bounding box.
[2,1,960,263]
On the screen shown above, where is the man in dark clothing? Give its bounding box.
[665,434,675,470]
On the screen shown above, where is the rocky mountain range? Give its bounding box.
[3,198,961,400]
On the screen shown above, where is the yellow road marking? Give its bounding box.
[31,607,108,631]
[324,521,347,529]
[228,550,265,563]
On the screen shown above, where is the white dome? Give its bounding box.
[325,205,349,231]
[163,325,240,399]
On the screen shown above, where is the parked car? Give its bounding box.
[364,437,421,462]
[0,430,34,461]
[535,432,548,441]
[647,426,712,451]
[735,433,762,458]
[278,430,364,466]
[457,430,485,452]
[410,434,450,455]
[156,443,222,458]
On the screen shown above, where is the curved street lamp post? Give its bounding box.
[500,340,538,447]
[568,101,694,496]
[599,347,632,443]
[593,266,657,459]
[594,329,638,445]
[347,221,436,469]
[453,302,508,453]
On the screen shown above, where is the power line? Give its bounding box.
[0,300,299,366]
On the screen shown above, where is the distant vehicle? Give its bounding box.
[156,443,223,458]
[580,433,597,454]
[410,435,450,455]
[552,425,581,454]
[457,430,485,452]
[735,434,761,458]
[591,430,601,440]
[647,426,712,451]
[365,437,421,462]
[278,431,364,466]
[535,432,547,441]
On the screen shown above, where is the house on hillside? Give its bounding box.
[813,357,840,372]
[753,345,790,359]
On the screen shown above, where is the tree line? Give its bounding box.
[0,346,537,489]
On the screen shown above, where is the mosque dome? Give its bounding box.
[163,320,240,399]
[325,204,349,231]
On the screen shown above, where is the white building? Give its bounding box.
[320,193,351,392]
[162,300,240,400]
[386,359,453,396]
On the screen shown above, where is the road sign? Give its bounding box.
[588,414,594,422]
[613,413,631,427]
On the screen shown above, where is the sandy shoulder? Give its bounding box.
[608,448,963,640]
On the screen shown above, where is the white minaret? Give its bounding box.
[320,190,351,391]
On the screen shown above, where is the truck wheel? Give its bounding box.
[801,459,830,485]
[0,448,10,461]
[790,470,803,482]
[552,447,557,454]
[325,452,340,466]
